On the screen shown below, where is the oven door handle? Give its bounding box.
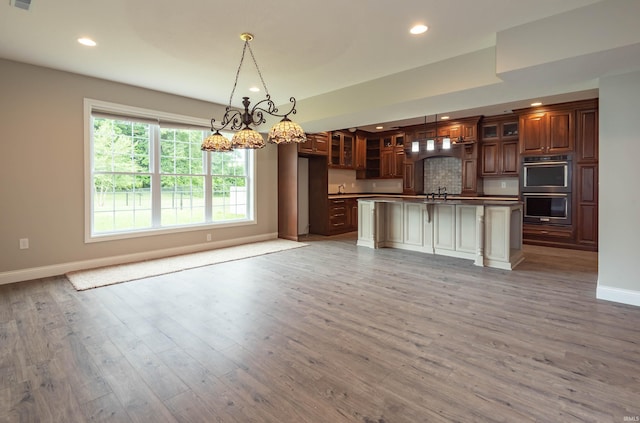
[522,161,568,167]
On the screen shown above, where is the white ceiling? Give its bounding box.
[0,0,627,132]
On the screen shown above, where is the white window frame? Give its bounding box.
[83,98,257,243]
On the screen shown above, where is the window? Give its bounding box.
[85,99,255,242]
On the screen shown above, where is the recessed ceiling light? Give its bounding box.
[531,102,542,106]
[78,37,97,47]
[249,86,260,92]
[410,24,428,35]
[376,126,384,130]
[440,116,450,120]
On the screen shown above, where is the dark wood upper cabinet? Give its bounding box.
[576,108,598,162]
[461,158,481,196]
[518,106,574,155]
[354,133,367,170]
[329,131,355,168]
[360,132,405,179]
[481,142,499,175]
[380,133,404,178]
[461,123,477,142]
[501,141,519,175]
[402,160,424,195]
[298,132,328,156]
[519,112,547,154]
[480,116,519,177]
[547,110,574,153]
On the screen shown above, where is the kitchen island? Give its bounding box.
[357,198,524,270]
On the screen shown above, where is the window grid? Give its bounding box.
[89,107,254,239]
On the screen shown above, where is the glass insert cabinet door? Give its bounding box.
[330,132,354,167]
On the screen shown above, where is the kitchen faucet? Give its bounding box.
[428,186,448,200]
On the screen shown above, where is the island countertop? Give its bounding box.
[354,196,522,206]
[328,193,519,202]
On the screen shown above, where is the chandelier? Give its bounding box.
[201,33,307,152]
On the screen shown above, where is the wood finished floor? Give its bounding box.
[1,233,639,422]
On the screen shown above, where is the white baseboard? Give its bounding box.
[0,232,278,286]
[596,283,640,307]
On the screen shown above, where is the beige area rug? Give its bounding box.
[65,239,307,291]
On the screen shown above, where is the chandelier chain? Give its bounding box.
[227,39,271,108]
[246,42,270,97]
[227,41,249,107]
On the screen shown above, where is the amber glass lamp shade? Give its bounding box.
[268,117,307,144]
[201,130,233,152]
[231,128,265,149]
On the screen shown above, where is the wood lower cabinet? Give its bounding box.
[575,163,598,248]
[312,197,360,236]
[328,199,348,233]
[347,198,358,230]
[522,224,575,247]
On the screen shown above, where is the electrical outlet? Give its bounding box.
[501,181,507,189]
[206,233,212,242]
[373,182,377,188]
[19,238,29,249]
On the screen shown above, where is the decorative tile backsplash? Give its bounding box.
[423,157,462,194]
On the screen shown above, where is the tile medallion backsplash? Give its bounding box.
[423,157,462,194]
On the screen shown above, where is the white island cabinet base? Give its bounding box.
[357,198,524,270]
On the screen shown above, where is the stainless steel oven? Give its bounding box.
[521,155,572,193]
[522,193,572,225]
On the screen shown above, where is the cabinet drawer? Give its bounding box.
[330,213,347,228]
[523,225,573,239]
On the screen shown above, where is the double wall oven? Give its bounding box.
[521,155,572,225]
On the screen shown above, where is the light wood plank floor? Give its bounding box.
[1,233,639,422]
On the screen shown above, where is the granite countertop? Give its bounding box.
[357,196,522,206]
[328,193,519,202]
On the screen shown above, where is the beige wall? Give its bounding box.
[597,69,640,305]
[0,59,278,282]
